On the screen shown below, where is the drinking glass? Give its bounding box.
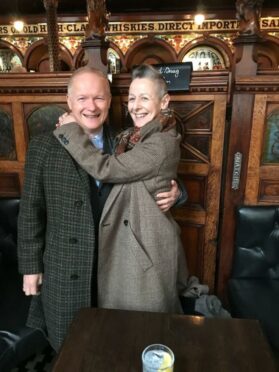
[142,343,174,372]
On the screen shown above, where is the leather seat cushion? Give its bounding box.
[0,198,48,371]
[0,328,47,372]
[229,278,279,349]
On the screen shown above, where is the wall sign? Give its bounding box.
[154,62,193,91]
[0,18,279,37]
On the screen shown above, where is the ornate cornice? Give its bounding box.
[111,71,230,96]
[0,73,70,94]
[235,73,279,93]
[0,70,231,95]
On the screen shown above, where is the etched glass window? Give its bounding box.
[182,46,225,71]
[27,105,67,139]
[262,110,279,163]
[0,48,22,72]
[0,108,16,160]
[108,48,121,74]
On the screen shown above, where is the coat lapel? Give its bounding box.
[97,124,115,190]
[76,165,91,194]
[65,149,91,194]
[100,184,124,223]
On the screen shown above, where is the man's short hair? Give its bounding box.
[67,66,111,96]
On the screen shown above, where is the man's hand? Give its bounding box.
[156,180,180,212]
[23,273,43,296]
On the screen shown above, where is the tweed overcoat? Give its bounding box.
[17,126,114,352]
[54,119,189,314]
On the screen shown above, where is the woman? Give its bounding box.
[54,64,188,313]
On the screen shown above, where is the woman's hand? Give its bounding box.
[56,112,76,127]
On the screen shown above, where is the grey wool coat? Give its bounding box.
[17,126,114,352]
[54,119,189,314]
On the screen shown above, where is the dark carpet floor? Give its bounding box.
[11,346,56,372]
[9,343,279,371]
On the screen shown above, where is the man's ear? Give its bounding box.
[67,95,72,111]
[161,93,170,110]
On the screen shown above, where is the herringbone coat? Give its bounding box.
[54,119,189,314]
[17,126,114,352]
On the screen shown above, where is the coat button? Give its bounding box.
[123,220,128,226]
[70,274,79,280]
[74,200,83,208]
[69,237,78,244]
[58,134,63,139]
[101,223,110,227]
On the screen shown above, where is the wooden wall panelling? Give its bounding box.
[204,94,227,288]
[12,101,28,162]
[217,92,258,300]
[0,164,23,197]
[0,99,24,196]
[217,73,279,302]
[171,94,227,290]
[0,73,69,196]
[245,94,267,204]
[0,73,70,94]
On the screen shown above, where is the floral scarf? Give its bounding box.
[115,109,176,155]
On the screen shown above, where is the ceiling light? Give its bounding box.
[13,20,24,32]
[194,14,205,26]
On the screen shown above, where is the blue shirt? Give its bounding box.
[89,128,104,186]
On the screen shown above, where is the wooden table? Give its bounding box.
[53,308,277,372]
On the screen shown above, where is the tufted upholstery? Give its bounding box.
[0,198,48,372]
[229,205,279,350]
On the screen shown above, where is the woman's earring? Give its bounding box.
[160,108,172,117]
[124,103,129,117]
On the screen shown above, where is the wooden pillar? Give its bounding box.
[82,0,110,74]
[82,37,109,74]
[216,0,265,301]
[43,0,61,72]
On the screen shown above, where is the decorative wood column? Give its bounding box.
[82,37,109,73]
[82,0,110,74]
[217,0,265,301]
[43,0,61,71]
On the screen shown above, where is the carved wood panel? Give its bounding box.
[172,95,227,290]
[0,94,67,196]
[217,74,279,302]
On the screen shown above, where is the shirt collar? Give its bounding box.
[89,127,104,141]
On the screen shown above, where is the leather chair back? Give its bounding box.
[232,206,279,279]
[0,198,48,371]
[229,205,279,350]
[0,198,20,265]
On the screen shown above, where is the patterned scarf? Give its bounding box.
[115,109,176,155]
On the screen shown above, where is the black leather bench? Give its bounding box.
[0,198,48,372]
[228,205,279,351]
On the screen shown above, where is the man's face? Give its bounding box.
[67,72,111,134]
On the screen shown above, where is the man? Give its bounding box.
[18,67,184,352]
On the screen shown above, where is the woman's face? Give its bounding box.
[128,77,169,128]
